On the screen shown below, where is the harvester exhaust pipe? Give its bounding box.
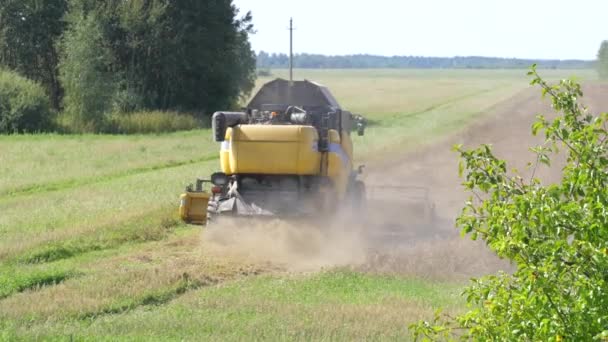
[195,178,204,191]
[212,112,248,142]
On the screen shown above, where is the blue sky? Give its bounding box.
[233,0,606,60]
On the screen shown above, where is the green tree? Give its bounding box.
[597,40,608,79]
[59,10,116,132]
[59,0,256,126]
[410,66,608,340]
[0,69,54,133]
[0,0,68,109]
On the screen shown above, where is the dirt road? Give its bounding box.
[368,83,608,224]
[359,83,608,278]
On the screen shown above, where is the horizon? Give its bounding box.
[234,0,607,61]
[256,51,595,61]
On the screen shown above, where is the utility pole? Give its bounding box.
[289,17,294,85]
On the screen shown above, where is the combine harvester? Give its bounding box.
[178,78,439,244]
[179,78,367,225]
[179,19,440,246]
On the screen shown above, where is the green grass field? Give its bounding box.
[0,69,596,340]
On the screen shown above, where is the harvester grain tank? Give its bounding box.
[179,78,367,224]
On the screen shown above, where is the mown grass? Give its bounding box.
[0,160,217,260]
[0,229,270,324]
[13,207,180,264]
[0,130,217,196]
[1,269,464,341]
[0,209,187,313]
[0,69,596,340]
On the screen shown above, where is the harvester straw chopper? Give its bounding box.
[179,78,368,225]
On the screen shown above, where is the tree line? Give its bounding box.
[0,0,256,133]
[257,51,594,70]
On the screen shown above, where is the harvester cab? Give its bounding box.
[180,78,367,225]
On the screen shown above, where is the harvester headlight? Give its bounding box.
[211,172,228,186]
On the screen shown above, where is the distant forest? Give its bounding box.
[256,52,594,69]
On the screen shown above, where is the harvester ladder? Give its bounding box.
[319,112,331,175]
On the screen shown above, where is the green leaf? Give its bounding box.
[532,121,543,136]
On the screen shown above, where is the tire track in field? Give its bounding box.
[0,154,219,199]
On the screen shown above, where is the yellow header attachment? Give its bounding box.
[179,191,210,225]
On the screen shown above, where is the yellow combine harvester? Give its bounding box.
[179,78,367,225]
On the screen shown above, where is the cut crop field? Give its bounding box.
[0,69,598,340]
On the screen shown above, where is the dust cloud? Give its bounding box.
[202,85,608,280]
[201,210,510,280]
[202,217,368,272]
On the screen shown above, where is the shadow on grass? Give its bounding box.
[77,275,215,320]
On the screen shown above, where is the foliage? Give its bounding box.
[597,41,608,80]
[410,66,608,340]
[0,0,68,109]
[0,69,54,133]
[106,111,201,134]
[59,0,256,124]
[2,0,256,133]
[257,52,593,70]
[59,11,117,133]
